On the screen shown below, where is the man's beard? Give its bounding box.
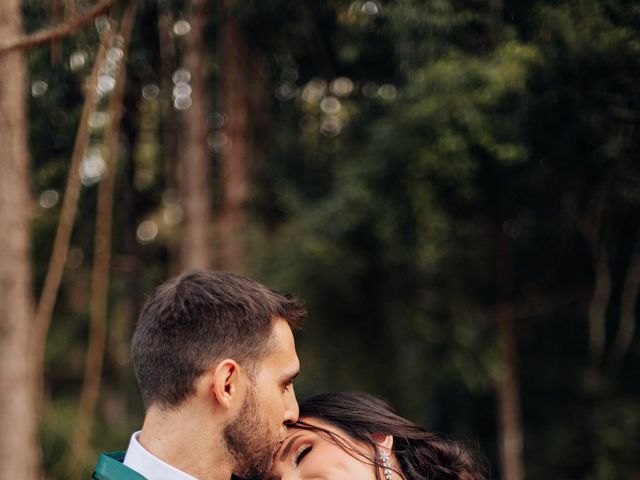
[224,388,284,479]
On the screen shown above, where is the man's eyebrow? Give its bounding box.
[280,370,299,384]
[279,434,302,461]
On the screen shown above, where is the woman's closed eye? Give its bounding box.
[294,444,313,465]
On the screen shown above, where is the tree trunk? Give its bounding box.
[493,202,524,480]
[578,185,611,392]
[31,29,112,447]
[609,231,640,372]
[0,1,40,478]
[108,69,143,418]
[585,247,611,388]
[50,0,64,64]
[496,301,524,480]
[158,0,181,274]
[0,0,118,54]
[66,5,136,476]
[158,0,178,184]
[249,50,278,233]
[218,0,249,272]
[178,0,213,270]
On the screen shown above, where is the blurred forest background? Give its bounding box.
[0,0,639,479]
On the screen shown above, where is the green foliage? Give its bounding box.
[25,0,640,478]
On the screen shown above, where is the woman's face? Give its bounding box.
[269,417,378,480]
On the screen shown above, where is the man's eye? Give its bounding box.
[295,445,312,465]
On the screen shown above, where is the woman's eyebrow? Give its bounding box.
[279,434,303,461]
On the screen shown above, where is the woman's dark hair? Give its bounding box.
[297,392,487,480]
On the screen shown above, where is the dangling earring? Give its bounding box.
[379,451,393,480]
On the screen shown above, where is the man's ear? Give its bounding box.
[210,358,241,409]
[372,433,394,452]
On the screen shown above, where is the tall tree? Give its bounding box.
[178,0,213,269]
[218,0,250,272]
[158,0,181,273]
[0,2,39,479]
[65,5,136,476]
[493,198,524,480]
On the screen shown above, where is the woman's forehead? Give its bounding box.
[293,417,342,434]
[281,417,343,443]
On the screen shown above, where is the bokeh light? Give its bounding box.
[163,205,184,227]
[79,147,107,186]
[94,15,111,34]
[275,82,298,101]
[330,77,354,96]
[31,80,48,98]
[88,112,109,130]
[173,95,192,111]
[136,220,159,243]
[209,112,227,129]
[361,0,381,15]
[69,51,88,71]
[172,69,191,84]
[172,69,192,110]
[320,96,342,114]
[302,78,327,104]
[161,189,179,206]
[173,20,192,36]
[207,132,231,153]
[320,116,342,137]
[107,47,124,63]
[65,247,84,269]
[141,83,160,100]
[378,84,397,100]
[97,74,116,95]
[38,190,60,209]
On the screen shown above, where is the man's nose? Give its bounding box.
[283,388,299,424]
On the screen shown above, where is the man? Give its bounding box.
[92,270,305,480]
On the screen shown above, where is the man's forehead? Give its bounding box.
[261,320,299,369]
[268,318,297,351]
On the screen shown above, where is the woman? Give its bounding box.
[270,392,487,480]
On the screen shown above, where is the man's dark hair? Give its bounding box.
[131,270,305,409]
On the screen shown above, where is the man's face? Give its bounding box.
[224,320,300,478]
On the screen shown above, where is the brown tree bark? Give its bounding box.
[587,249,611,364]
[65,5,136,476]
[158,0,181,274]
[250,50,278,233]
[68,0,78,17]
[0,2,40,479]
[218,0,249,272]
[0,0,118,54]
[576,185,611,391]
[178,0,213,270]
[50,0,64,64]
[493,202,524,480]
[609,232,640,372]
[496,301,524,480]
[31,28,113,420]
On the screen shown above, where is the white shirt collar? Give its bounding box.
[123,431,199,480]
